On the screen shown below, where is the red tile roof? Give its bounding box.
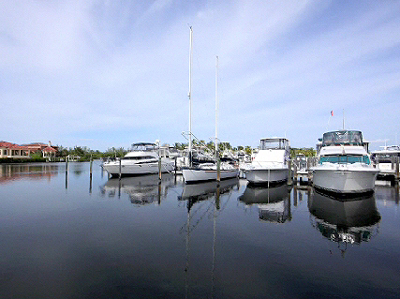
[0,141,56,152]
[43,146,57,152]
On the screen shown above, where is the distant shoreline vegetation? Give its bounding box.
[0,143,317,164]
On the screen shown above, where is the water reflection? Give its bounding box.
[101,173,175,205]
[239,182,292,223]
[0,163,59,183]
[178,178,239,211]
[178,178,238,299]
[308,189,381,247]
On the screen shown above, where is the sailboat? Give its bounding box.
[182,29,238,183]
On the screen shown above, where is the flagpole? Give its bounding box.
[327,110,333,131]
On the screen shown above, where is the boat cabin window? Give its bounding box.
[122,156,156,160]
[371,153,400,163]
[322,131,363,146]
[259,139,288,150]
[319,155,371,165]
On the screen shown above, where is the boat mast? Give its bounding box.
[188,27,193,167]
[215,56,221,182]
[215,56,219,159]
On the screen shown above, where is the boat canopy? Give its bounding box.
[322,130,363,146]
[259,138,289,150]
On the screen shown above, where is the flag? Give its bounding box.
[331,110,334,116]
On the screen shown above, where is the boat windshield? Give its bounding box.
[131,143,157,151]
[371,152,400,163]
[260,139,288,150]
[322,131,363,146]
[319,155,371,165]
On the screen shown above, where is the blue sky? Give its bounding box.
[1,0,399,151]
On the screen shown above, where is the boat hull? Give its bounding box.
[182,168,239,183]
[312,167,379,194]
[245,168,288,185]
[103,160,174,177]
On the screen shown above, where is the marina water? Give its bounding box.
[0,162,399,298]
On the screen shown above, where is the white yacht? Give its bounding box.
[311,130,379,195]
[371,145,400,181]
[243,138,290,185]
[102,142,174,177]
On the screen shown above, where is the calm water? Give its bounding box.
[0,162,399,299]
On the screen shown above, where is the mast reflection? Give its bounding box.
[179,178,238,211]
[239,182,292,223]
[101,173,175,205]
[178,178,238,299]
[308,189,381,245]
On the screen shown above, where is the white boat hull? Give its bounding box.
[245,167,288,184]
[103,160,174,177]
[312,166,379,194]
[182,168,239,183]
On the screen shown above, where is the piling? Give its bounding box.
[90,156,93,178]
[89,156,93,194]
[293,163,297,184]
[392,155,400,187]
[119,158,122,180]
[158,157,162,180]
[65,158,68,189]
[174,157,177,175]
[217,159,221,184]
[307,157,312,183]
[288,159,293,185]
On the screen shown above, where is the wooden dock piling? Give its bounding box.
[158,157,162,180]
[119,158,122,180]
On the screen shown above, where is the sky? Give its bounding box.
[1,0,399,151]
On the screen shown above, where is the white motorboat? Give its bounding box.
[243,138,290,185]
[102,142,174,177]
[311,130,379,195]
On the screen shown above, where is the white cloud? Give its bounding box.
[0,0,399,150]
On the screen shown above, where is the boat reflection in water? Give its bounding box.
[179,178,239,211]
[308,189,381,246]
[239,182,292,223]
[101,173,175,205]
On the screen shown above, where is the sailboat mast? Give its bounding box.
[188,27,193,167]
[215,56,219,159]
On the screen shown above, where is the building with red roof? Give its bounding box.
[0,141,58,160]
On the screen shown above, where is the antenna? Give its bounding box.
[342,109,345,130]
